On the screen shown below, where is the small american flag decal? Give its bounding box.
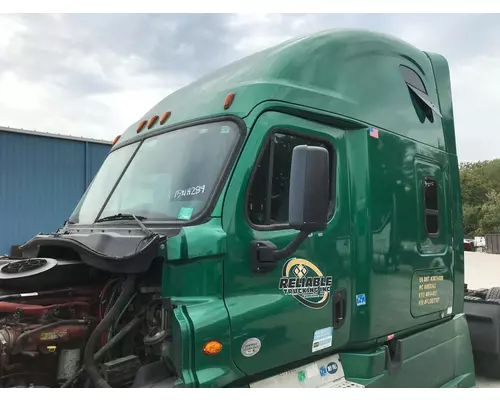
[369,127,379,138]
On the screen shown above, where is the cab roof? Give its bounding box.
[118,29,454,153]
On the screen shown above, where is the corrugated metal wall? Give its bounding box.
[485,234,500,254]
[0,129,111,255]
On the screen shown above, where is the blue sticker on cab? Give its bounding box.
[356,293,366,306]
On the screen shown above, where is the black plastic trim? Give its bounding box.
[407,85,442,118]
[332,288,347,330]
[19,234,163,274]
[399,65,428,95]
[244,126,337,232]
[464,298,500,356]
[384,340,403,375]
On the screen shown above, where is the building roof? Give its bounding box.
[0,125,112,145]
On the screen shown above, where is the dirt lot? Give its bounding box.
[465,251,500,388]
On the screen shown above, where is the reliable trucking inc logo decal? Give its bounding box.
[279,258,333,309]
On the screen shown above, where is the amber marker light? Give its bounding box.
[148,115,159,129]
[203,340,223,355]
[224,93,235,110]
[137,120,147,133]
[112,135,121,145]
[160,111,171,125]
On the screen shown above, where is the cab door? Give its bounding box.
[222,111,352,376]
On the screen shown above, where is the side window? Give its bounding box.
[400,65,428,94]
[247,132,333,227]
[423,177,439,235]
[399,65,442,121]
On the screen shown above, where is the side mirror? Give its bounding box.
[251,144,331,273]
[289,145,330,232]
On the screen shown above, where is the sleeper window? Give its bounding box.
[424,177,439,235]
[400,65,427,94]
[399,65,442,121]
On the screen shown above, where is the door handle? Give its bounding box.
[332,288,347,329]
[251,240,278,273]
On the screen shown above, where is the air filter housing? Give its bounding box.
[0,257,94,291]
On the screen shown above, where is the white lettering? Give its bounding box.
[173,185,207,199]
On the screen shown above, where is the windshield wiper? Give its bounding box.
[96,213,154,237]
[96,213,147,222]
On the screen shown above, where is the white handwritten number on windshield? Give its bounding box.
[174,185,206,199]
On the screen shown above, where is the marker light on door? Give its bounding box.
[148,115,159,129]
[137,120,147,133]
[160,111,171,125]
[224,93,235,110]
[203,340,223,355]
[387,334,395,341]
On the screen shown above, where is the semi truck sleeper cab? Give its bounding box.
[0,29,475,388]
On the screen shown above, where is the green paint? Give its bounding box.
[177,207,193,220]
[95,29,475,387]
[341,314,475,388]
[411,268,453,318]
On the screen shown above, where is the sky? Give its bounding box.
[0,13,498,162]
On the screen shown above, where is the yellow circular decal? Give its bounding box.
[279,258,333,309]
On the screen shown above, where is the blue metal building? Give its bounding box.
[0,126,111,255]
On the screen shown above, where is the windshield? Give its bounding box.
[69,120,241,225]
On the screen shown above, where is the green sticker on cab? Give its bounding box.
[178,207,194,220]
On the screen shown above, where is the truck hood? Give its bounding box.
[18,218,226,275]
[18,230,171,274]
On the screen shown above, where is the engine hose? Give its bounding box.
[12,320,89,354]
[60,314,144,388]
[0,288,75,302]
[83,274,136,388]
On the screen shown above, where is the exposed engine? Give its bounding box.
[0,255,171,388]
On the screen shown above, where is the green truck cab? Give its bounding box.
[0,29,475,388]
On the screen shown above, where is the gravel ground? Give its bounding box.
[475,376,500,388]
[465,252,500,388]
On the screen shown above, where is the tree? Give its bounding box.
[462,203,481,237]
[459,159,500,236]
[479,190,500,234]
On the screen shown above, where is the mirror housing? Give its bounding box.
[289,145,330,232]
[251,144,331,273]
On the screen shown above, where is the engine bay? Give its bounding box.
[0,255,173,388]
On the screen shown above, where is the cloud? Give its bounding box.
[451,54,500,162]
[0,13,498,161]
[0,15,27,53]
